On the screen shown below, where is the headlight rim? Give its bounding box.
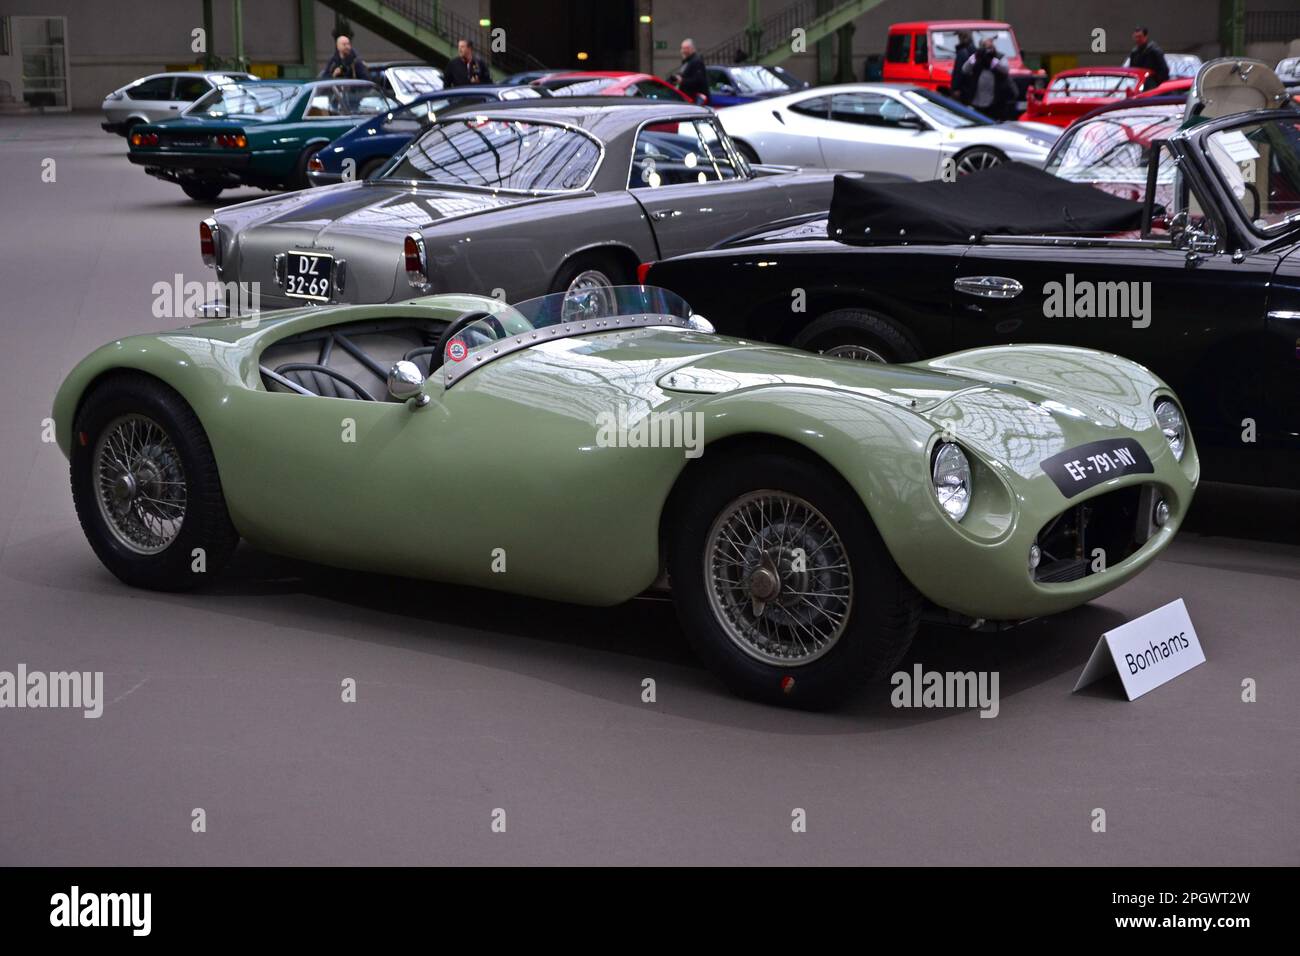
[1154,398,1186,462]
[931,440,973,523]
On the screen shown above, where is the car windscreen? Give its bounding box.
[379,96,470,133]
[931,29,1019,61]
[188,82,300,119]
[1047,74,1140,97]
[442,285,694,380]
[498,86,543,100]
[386,117,602,192]
[1045,110,1180,201]
[900,88,991,127]
[548,77,619,96]
[728,66,796,94]
[1203,116,1300,235]
[388,66,445,96]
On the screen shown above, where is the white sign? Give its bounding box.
[1072,598,1204,700]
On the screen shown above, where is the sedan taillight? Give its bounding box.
[404,232,428,288]
[213,133,247,148]
[130,131,159,146]
[307,155,324,173]
[199,218,219,268]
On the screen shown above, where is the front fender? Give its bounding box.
[683,381,1195,621]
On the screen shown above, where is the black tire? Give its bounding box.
[292,142,326,189]
[790,308,920,363]
[668,452,922,709]
[180,179,223,202]
[550,250,630,295]
[952,146,1005,177]
[734,139,761,164]
[70,373,239,591]
[356,156,388,181]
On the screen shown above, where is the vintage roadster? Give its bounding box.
[53,286,1197,708]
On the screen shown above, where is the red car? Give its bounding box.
[533,71,694,103]
[883,19,1045,107]
[1021,66,1150,127]
[1021,67,1193,127]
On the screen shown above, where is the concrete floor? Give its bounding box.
[0,114,1296,866]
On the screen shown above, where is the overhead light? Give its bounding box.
[639,14,653,24]
[478,18,490,27]
[577,51,589,61]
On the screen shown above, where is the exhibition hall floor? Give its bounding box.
[1,114,1296,865]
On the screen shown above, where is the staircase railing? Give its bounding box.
[703,0,817,63]
[369,0,549,74]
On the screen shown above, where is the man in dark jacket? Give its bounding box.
[671,38,708,103]
[951,30,976,104]
[320,34,367,80]
[961,37,1015,119]
[1127,26,1170,91]
[445,38,489,86]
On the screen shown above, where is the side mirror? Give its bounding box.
[387,360,429,407]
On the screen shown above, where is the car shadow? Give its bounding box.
[140,543,1131,731]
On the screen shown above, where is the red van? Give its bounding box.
[883,20,1045,110]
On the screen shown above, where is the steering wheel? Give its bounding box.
[430,310,507,372]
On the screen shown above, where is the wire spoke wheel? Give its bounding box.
[705,490,853,666]
[92,413,187,554]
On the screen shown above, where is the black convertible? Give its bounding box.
[647,60,1300,489]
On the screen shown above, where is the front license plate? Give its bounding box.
[284,250,334,301]
[1040,438,1154,498]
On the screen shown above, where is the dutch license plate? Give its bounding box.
[284,250,334,301]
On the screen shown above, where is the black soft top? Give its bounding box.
[826,163,1145,244]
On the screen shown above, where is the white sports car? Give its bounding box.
[719,83,1061,179]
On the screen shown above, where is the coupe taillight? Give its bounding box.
[130,131,159,146]
[199,218,218,268]
[214,133,247,148]
[404,233,427,288]
[637,262,654,284]
[307,155,324,173]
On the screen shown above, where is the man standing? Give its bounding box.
[445,38,489,86]
[1127,26,1170,91]
[671,38,708,103]
[951,30,976,104]
[320,33,367,80]
[961,37,1014,119]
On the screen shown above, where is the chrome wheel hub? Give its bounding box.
[705,491,853,666]
[93,414,187,554]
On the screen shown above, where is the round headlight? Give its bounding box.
[1154,399,1185,461]
[932,442,972,521]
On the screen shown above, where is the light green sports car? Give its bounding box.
[53,286,1198,708]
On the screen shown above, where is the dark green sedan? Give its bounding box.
[127,79,395,201]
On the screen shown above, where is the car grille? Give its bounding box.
[1033,485,1157,584]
